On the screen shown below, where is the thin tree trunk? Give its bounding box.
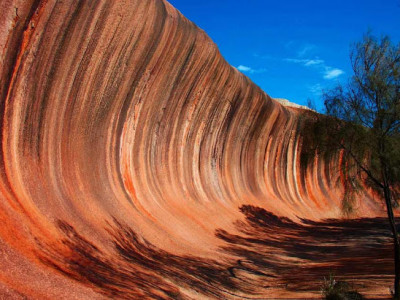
[379,134,400,298]
[383,183,400,299]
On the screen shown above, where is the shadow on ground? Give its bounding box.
[36,206,397,299]
[217,205,396,294]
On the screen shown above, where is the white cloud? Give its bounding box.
[324,68,344,80]
[304,59,324,66]
[284,42,316,56]
[309,83,323,96]
[298,44,316,57]
[285,58,324,67]
[236,65,266,74]
[237,65,252,72]
[285,57,344,80]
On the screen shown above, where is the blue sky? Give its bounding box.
[168,0,400,111]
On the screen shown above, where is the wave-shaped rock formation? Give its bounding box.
[0,0,393,299]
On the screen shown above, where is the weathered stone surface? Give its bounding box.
[0,0,390,298]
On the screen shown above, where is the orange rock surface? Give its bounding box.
[0,0,393,299]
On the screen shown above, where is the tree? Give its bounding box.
[301,33,400,298]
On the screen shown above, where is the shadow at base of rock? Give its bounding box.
[35,206,398,299]
[217,205,397,294]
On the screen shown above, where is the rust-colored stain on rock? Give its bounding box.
[0,0,394,299]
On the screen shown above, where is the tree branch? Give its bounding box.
[340,142,384,189]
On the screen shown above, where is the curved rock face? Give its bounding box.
[0,0,390,299]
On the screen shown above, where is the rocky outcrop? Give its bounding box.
[273,98,313,110]
[0,0,388,298]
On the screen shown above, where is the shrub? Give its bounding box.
[321,274,363,300]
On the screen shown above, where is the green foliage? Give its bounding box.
[302,31,400,300]
[300,33,400,212]
[324,33,400,187]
